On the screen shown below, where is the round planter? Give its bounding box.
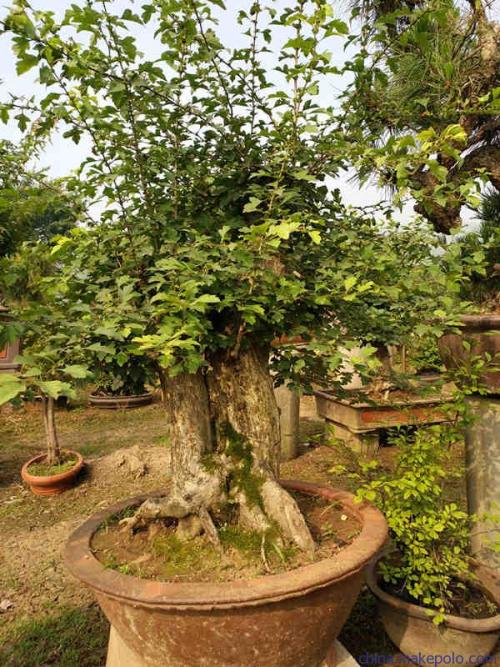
[64,480,388,667]
[21,450,84,496]
[438,315,500,395]
[366,557,500,665]
[89,392,153,409]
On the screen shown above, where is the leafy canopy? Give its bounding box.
[0,1,473,387]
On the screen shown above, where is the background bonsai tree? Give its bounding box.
[0,0,471,551]
[0,140,79,257]
[344,0,499,233]
[457,188,500,310]
[85,292,156,397]
[0,243,91,466]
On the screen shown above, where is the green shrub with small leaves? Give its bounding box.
[355,425,472,623]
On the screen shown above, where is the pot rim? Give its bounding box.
[64,479,388,611]
[89,392,152,400]
[459,314,500,332]
[21,450,84,486]
[366,555,500,633]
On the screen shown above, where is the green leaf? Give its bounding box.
[62,365,91,379]
[38,380,74,399]
[87,343,116,355]
[243,197,262,213]
[308,230,321,245]
[16,54,38,75]
[0,376,26,405]
[344,276,357,292]
[23,367,42,377]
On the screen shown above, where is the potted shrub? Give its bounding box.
[0,363,88,495]
[88,352,154,409]
[354,426,500,662]
[0,244,91,495]
[3,2,474,664]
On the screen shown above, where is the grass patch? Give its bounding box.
[27,458,78,477]
[0,605,108,667]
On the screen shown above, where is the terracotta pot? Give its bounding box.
[89,392,153,409]
[21,450,84,496]
[64,480,388,667]
[366,557,500,665]
[438,315,500,395]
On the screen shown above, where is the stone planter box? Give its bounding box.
[439,314,500,396]
[314,388,453,456]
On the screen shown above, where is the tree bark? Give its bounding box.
[43,396,61,466]
[131,341,314,554]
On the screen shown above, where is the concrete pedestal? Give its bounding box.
[106,626,360,667]
[465,397,500,569]
[275,384,300,461]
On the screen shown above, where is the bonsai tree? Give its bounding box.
[458,187,500,310]
[86,311,156,398]
[92,355,153,398]
[0,365,85,466]
[348,420,498,627]
[344,0,499,234]
[0,1,470,550]
[0,140,79,257]
[355,425,473,622]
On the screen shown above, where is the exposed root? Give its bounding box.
[199,508,221,550]
[261,480,315,556]
[238,494,273,534]
[120,494,197,532]
[121,477,315,558]
[176,515,203,541]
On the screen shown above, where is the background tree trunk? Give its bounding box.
[43,396,60,466]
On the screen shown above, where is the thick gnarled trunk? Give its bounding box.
[131,341,314,553]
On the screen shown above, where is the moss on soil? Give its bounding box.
[152,533,221,577]
[92,490,361,583]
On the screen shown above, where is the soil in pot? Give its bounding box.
[27,453,79,477]
[367,557,500,666]
[91,490,362,583]
[382,576,499,620]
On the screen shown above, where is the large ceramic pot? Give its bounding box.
[366,557,500,665]
[65,480,388,667]
[438,315,500,395]
[89,392,153,409]
[21,450,84,496]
